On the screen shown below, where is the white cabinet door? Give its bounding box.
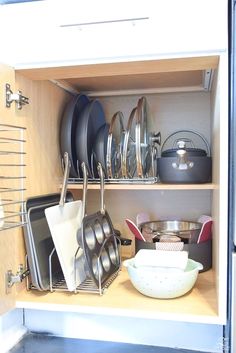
[0,0,227,68]
[0,63,27,314]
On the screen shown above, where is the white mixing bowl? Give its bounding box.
[123,258,203,299]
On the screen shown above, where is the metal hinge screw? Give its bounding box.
[5,83,29,110]
[6,264,30,293]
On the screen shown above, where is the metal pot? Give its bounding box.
[140,220,202,244]
[161,147,207,157]
[157,130,212,184]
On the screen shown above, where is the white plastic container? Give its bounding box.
[134,249,188,270]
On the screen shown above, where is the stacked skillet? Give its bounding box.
[60,94,105,178]
[60,94,160,181]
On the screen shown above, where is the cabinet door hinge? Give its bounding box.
[6,264,30,293]
[5,83,29,110]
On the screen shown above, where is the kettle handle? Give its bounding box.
[161,129,211,156]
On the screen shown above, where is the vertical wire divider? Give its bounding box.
[74,245,81,294]
[49,247,56,292]
[20,126,25,227]
[97,236,109,295]
[34,234,121,294]
[102,234,121,292]
[115,234,122,270]
[74,244,99,294]
[25,254,30,291]
[0,124,26,231]
[74,241,99,294]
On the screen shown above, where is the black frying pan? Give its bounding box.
[60,94,90,177]
[93,123,110,178]
[75,100,106,178]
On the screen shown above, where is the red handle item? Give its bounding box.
[125,219,146,242]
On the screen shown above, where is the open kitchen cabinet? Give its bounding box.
[0,54,228,326]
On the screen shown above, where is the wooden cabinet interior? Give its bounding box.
[12,55,227,324]
[15,56,219,90]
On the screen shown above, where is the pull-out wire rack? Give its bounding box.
[66,156,158,185]
[0,124,26,231]
[27,238,121,295]
[68,176,158,185]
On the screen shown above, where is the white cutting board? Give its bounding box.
[45,200,86,291]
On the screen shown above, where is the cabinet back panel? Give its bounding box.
[99,91,211,145]
[69,91,212,258]
[75,190,211,257]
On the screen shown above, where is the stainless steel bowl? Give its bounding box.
[141,220,202,244]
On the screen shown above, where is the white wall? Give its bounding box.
[23,309,224,352]
[0,309,27,353]
[0,307,226,352]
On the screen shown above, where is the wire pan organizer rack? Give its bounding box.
[66,153,158,185]
[27,237,121,295]
[0,123,26,231]
[68,176,158,185]
[24,154,121,295]
[62,96,161,186]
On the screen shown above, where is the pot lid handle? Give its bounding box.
[177,140,186,149]
[161,129,211,156]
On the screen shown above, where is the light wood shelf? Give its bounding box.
[16,56,219,81]
[16,266,219,324]
[66,183,217,191]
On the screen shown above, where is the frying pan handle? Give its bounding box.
[97,162,105,215]
[81,162,88,218]
[59,152,71,207]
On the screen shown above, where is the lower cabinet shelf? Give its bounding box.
[15,266,219,324]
